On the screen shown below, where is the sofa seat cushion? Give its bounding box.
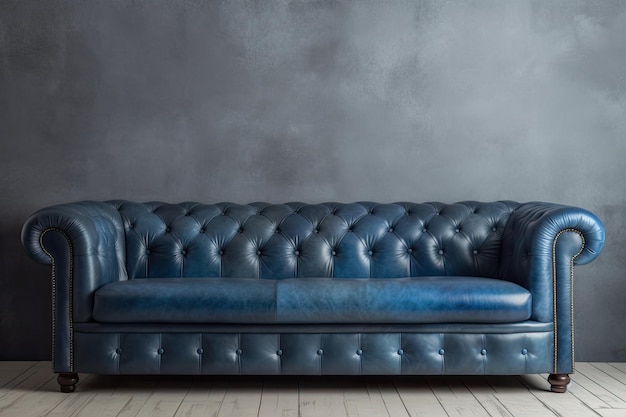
[277,277,531,324]
[92,277,531,324]
[93,278,278,324]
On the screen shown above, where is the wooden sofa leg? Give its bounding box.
[58,373,79,393]
[548,373,570,393]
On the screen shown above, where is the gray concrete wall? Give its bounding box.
[1,0,625,360]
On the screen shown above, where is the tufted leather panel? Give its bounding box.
[74,331,553,376]
[112,201,518,280]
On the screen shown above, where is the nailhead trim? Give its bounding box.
[40,228,75,372]
[552,228,585,373]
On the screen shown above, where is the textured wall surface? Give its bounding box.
[1,0,625,360]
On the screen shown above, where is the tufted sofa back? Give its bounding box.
[111,201,519,280]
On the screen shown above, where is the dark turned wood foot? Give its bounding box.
[548,373,570,393]
[57,373,79,393]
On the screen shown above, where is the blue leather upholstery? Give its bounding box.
[114,201,518,280]
[93,276,532,324]
[74,331,553,376]
[93,278,278,323]
[21,200,605,387]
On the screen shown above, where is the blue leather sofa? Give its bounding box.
[21,200,605,393]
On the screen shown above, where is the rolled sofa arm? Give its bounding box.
[21,201,128,322]
[500,202,605,374]
[21,201,127,373]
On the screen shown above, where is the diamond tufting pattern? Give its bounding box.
[112,201,518,280]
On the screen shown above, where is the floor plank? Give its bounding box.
[428,376,492,416]
[606,362,626,375]
[589,363,626,387]
[393,377,448,417]
[299,377,350,417]
[134,377,191,417]
[481,376,557,417]
[114,376,162,417]
[0,362,60,416]
[374,380,410,417]
[75,395,135,417]
[2,362,626,417]
[343,379,391,417]
[215,379,263,417]
[0,361,37,387]
[521,374,601,417]
[173,377,227,417]
[569,370,624,410]
[577,363,626,403]
[257,378,299,417]
[461,377,514,417]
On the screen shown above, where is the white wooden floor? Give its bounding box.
[1,362,626,416]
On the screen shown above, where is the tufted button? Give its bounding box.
[522,349,528,355]
[128,223,134,229]
[397,349,404,356]
[439,349,445,355]
[276,349,283,356]
[317,349,324,356]
[115,348,122,354]
[145,249,151,255]
[492,227,497,232]
[200,228,206,233]
[314,228,319,233]
[348,228,353,232]
[388,228,393,233]
[256,250,262,256]
[294,250,300,256]
[331,250,337,256]
[275,228,280,234]
[356,349,363,355]
[238,228,244,233]
[219,250,224,256]
[368,250,373,256]
[157,348,164,354]
[197,348,204,354]
[481,349,487,356]
[438,250,444,255]
[455,228,460,233]
[407,248,413,254]
[181,249,187,255]
[422,228,427,233]
[236,349,243,355]
[166,227,171,233]
[473,250,479,255]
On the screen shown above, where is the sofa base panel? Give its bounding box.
[72,330,554,377]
